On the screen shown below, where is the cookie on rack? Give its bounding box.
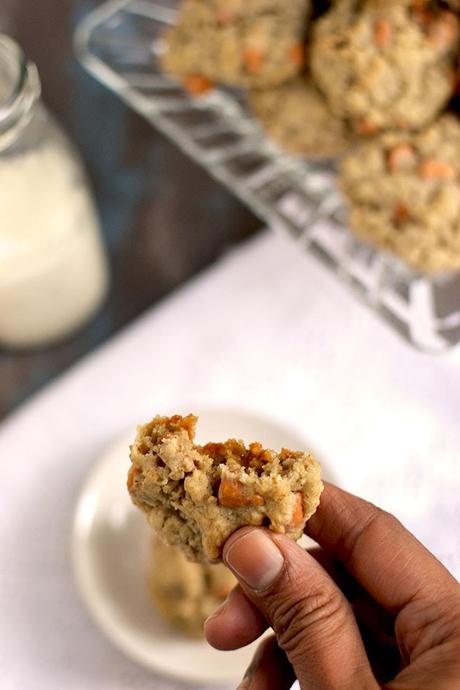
[311,0,459,134]
[149,537,236,637]
[339,114,460,273]
[161,0,312,92]
[128,414,323,562]
[249,76,353,159]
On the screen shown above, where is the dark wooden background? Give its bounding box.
[0,0,259,420]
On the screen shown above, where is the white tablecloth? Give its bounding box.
[1,230,460,690]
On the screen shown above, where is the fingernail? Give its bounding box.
[224,529,284,591]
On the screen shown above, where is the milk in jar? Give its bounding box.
[0,34,109,348]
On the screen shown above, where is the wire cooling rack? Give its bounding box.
[75,0,460,351]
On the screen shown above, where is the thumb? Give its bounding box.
[223,527,379,690]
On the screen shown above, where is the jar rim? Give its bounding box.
[0,34,40,134]
[0,35,28,117]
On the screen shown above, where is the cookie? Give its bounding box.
[339,114,460,273]
[149,537,236,637]
[249,76,352,159]
[161,0,311,91]
[311,0,458,133]
[128,414,323,562]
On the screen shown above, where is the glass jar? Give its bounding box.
[0,34,109,349]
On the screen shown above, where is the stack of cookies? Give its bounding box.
[161,0,460,273]
[148,537,235,637]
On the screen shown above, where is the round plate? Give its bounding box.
[72,408,330,686]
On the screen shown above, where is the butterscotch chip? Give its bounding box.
[183,74,214,95]
[418,158,456,179]
[218,478,265,507]
[311,0,457,132]
[374,17,393,47]
[161,0,311,89]
[354,118,380,136]
[340,115,460,273]
[387,143,417,171]
[149,538,236,637]
[243,47,265,74]
[128,415,323,562]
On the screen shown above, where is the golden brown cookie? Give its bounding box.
[340,114,460,273]
[128,415,323,562]
[161,0,311,91]
[311,0,458,133]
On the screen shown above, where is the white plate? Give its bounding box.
[72,408,331,686]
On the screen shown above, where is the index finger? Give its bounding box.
[306,483,458,613]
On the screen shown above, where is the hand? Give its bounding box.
[205,483,460,690]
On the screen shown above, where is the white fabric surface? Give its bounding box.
[1,229,460,690]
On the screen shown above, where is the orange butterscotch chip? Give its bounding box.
[374,18,392,47]
[243,47,265,74]
[393,203,411,226]
[354,118,379,135]
[184,74,214,96]
[418,159,456,179]
[202,442,228,460]
[288,492,304,530]
[289,43,305,68]
[218,478,265,508]
[168,413,196,438]
[387,144,417,171]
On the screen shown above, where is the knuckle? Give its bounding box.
[341,504,400,565]
[396,593,460,662]
[269,583,346,659]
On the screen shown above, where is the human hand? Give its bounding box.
[205,483,460,689]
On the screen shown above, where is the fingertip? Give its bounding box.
[204,585,268,651]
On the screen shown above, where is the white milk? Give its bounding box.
[0,36,109,349]
[0,126,109,348]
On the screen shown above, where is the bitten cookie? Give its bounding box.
[340,114,460,273]
[311,0,458,133]
[249,76,353,158]
[149,537,236,637]
[128,415,323,562]
[161,0,311,91]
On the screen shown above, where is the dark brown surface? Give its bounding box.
[0,0,259,420]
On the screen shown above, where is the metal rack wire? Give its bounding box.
[75,0,460,351]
